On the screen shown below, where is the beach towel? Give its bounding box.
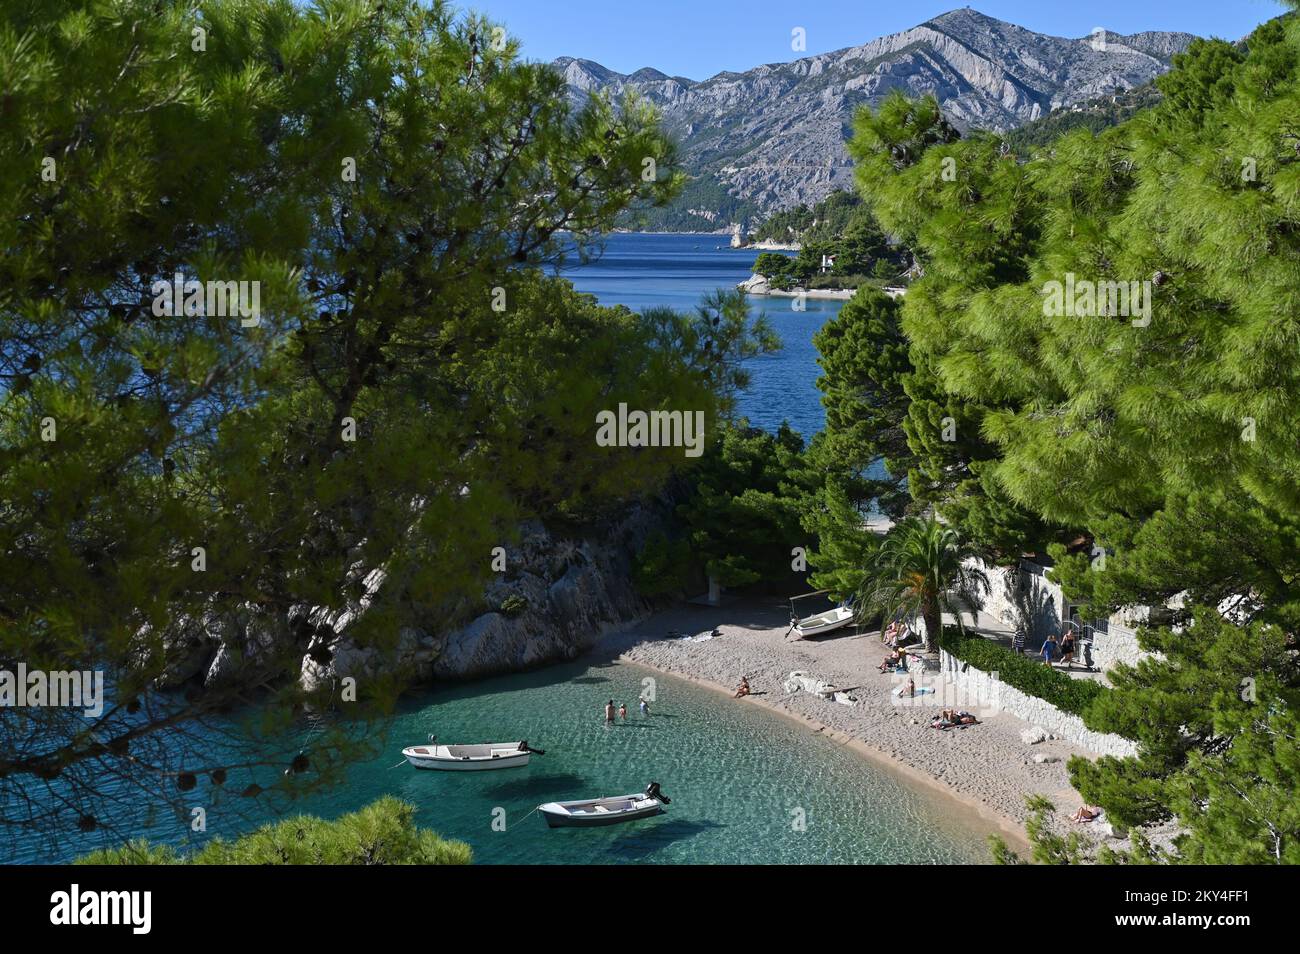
[893,685,934,697]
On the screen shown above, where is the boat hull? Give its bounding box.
[793,608,855,639]
[539,802,664,828]
[402,745,531,771]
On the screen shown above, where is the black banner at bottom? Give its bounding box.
[0,862,1282,940]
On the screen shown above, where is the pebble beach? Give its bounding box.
[597,595,1110,851]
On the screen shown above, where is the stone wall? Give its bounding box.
[938,649,1139,758]
[1088,616,1146,672]
[968,556,1152,673]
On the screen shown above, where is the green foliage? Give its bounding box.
[843,11,1300,865]
[632,529,691,597]
[856,517,988,651]
[0,0,720,846]
[752,190,868,244]
[1069,611,1300,863]
[812,288,913,515]
[621,174,762,232]
[848,94,1060,560]
[938,629,1108,720]
[798,288,913,596]
[1002,85,1164,158]
[847,17,1300,607]
[77,797,471,865]
[753,251,798,289]
[677,423,813,588]
[749,192,901,286]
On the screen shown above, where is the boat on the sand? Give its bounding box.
[787,591,856,639]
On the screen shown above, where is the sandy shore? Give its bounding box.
[594,594,1106,856]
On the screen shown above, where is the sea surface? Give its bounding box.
[558,232,841,438]
[10,236,993,866]
[25,662,992,865]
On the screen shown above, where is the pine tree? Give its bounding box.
[0,0,716,852]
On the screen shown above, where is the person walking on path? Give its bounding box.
[1040,633,1059,667]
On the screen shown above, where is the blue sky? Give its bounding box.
[463,0,1288,79]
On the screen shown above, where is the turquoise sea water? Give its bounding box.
[12,236,990,865]
[559,232,842,438]
[33,661,992,865]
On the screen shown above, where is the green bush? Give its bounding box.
[632,529,691,597]
[805,274,868,290]
[77,797,472,865]
[939,630,1111,727]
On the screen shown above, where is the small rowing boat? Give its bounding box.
[538,782,670,828]
[787,591,856,639]
[402,738,542,771]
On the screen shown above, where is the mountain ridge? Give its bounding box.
[555,8,1197,228]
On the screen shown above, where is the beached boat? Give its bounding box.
[538,783,670,828]
[402,738,541,771]
[787,591,856,639]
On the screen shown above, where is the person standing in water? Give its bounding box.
[604,699,615,724]
[619,702,628,721]
[639,697,650,716]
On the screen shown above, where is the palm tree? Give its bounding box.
[857,514,989,653]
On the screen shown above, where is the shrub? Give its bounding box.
[632,529,691,597]
[938,629,1110,726]
[77,797,472,865]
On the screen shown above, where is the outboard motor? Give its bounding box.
[645,781,671,805]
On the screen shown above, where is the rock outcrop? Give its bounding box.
[158,502,667,695]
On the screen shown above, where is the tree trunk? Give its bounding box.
[923,600,941,654]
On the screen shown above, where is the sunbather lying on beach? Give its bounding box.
[930,709,980,729]
[1071,805,1101,823]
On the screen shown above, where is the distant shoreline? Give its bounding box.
[736,274,907,301]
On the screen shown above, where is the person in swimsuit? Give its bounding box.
[1071,805,1101,823]
[1059,629,1077,669]
[734,676,751,698]
[619,703,628,720]
[604,699,615,724]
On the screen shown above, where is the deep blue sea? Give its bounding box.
[558,232,840,438]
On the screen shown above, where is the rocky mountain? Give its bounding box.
[555,7,1196,228]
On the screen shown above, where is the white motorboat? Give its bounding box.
[538,783,670,828]
[787,591,856,639]
[402,738,541,771]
